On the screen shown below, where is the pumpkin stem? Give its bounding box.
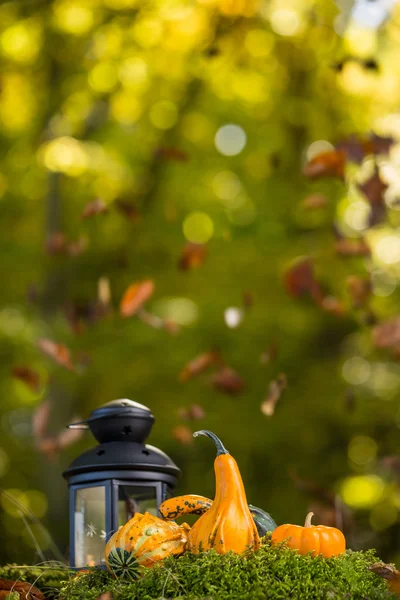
[304,512,314,528]
[193,430,229,456]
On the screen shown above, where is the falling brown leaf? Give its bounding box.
[11,366,41,393]
[115,200,141,223]
[369,133,395,156]
[154,147,189,162]
[81,198,108,219]
[243,291,254,310]
[372,316,400,351]
[320,295,347,317]
[179,350,222,382]
[120,280,155,318]
[178,243,207,271]
[303,149,346,179]
[260,341,279,365]
[334,238,370,256]
[283,257,323,303]
[172,425,193,445]
[45,233,88,257]
[346,275,371,308]
[178,404,206,421]
[358,166,388,226]
[0,578,45,600]
[335,133,394,163]
[37,339,75,371]
[302,193,328,210]
[260,373,287,416]
[32,400,51,440]
[212,367,245,396]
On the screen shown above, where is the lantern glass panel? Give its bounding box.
[75,486,106,568]
[117,485,158,526]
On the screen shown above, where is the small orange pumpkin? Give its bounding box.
[271,511,345,558]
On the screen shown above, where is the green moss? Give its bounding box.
[58,540,398,600]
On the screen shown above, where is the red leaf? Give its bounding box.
[172,425,193,445]
[178,243,207,271]
[178,404,206,421]
[260,373,287,416]
[303,150,346,179]
[81,198,108,220]
[37,339,75,371]
[120,280,155,317]
[179,350,222,382]
[212,367,245,395]
[283,257,323,303]
[11,366,41,393]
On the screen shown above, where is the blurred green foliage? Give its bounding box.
[1,0,400,568]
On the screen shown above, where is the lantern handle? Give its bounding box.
[67,410,133,429]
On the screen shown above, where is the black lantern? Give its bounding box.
[63,399,180,568]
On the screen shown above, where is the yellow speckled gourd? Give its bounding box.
[105,512,190,574]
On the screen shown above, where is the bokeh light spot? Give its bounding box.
[42,137,89,176]
[89,62,118,93]
[342,356,371,385]
[183,212,214,244]
[270,9,301,36]
[53,1,94,36]
[25,490,48,518]
[215,124,247,156]
[153,297,199,326]
[341,475,384,509]
[150,101,178,129]
[348,435,377,467]
[375,235,400,265]
[306,140,335,162]
[212,171,241,202]
[224,307,243,328]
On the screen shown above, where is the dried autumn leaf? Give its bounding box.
[81,198,108,220]
[95,593,112,600]
[212,367,245,396]
[346,275,371,308]
[372,316,400,350]
[120,280,155,318]
[334,238,370,256]
[155,147,188,162]
[32,400,51,440]
[260,373,287,416]
[260,341,279,365]
[172,425,193,445]
[368,562,400,596]
[358,166,388,226]
[37,437,60,461]
[179,350,222,382]
[303,149,346,179]
[302,193,328,210]
[320,295,347,317]
[115,200,141,223]
[283,257,323,303]
[178,243,207,271]
[369,133,395,156]
[0,578,45,600]
[178,404,206,421]
[11,366,41,393]
[37,339,75,371]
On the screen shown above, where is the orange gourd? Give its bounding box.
[187,430,260,554]
[271,511,346,558]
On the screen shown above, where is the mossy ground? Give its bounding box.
[2,540,395,600]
